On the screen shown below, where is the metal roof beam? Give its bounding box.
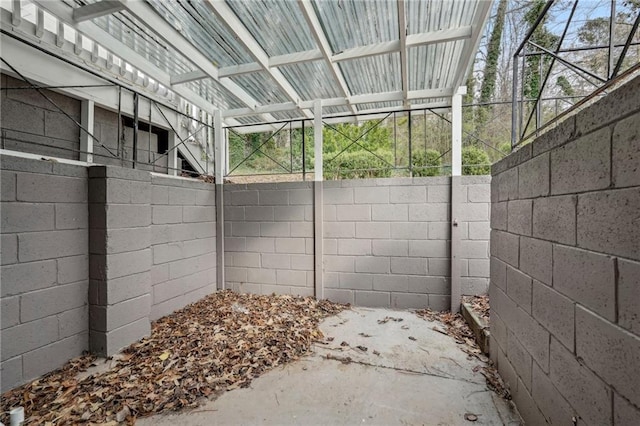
[297,0,357,115]
[72,0,125,23]
[204,0,312,119]
[452,2,492,89]
[218,62,262,78]
[398,0,409,108]
[170,70,207,86]
[269,49,323,67]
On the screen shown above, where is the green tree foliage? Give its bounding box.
[556,75,575,97]
[462,145,491,175]
[480,0,508,105]
[324,150,393,180]
[412,149,442,177]
[523,0,559,100]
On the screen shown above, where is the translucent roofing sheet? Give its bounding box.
[226,0,316,56]
[312,0,399,52]
[406,0,477,34]
[185,79,246,111]
[230,72,291,104]
[409,40,465,90]
[340,53,401,95]
[356,101,403,112]
[279,61,344,101]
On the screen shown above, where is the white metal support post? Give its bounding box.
[214,110,226,291]
[167,132,178,176]
[313,100,324,300]
[450,86,465,313]
[80,99,95,163]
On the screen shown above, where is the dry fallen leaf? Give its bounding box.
[158,352,170,361]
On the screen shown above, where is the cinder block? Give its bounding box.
[152,243,183,265]
[338,239,371,255]
[55,203,88,230]
[391,293,427,309]
[262,253,290,269]
[577,187,640,261]
[18,229,87,263]
[231,190,259,205]
[355,256,390,273]
[0,234,17,267]
[339,273,373,290]
[549,336,612,425]
[324,288,354,305]
[490,311,507,352]
[57,254,88,284]
[532,280,574,350]
[183,206,215,223]
[507,331,532,390]
[151,263,169,285]
[614,392,640,426]
[356,222,390,239]
[17,173,86,203]
[324,255,355,272]
[468,222,490,240]
[323,187,353,204]
[459,240,488,259]
[244,237,275,253]
[490,257,507,290]
[168,187,196,205]
[168,256,201,280]
[507,199,532,236]
[519,237,552,285]
[531,361,577,425]
[409,240,448,258]
[612,112,640,188]
[1,259,57,297]
[389,186,426,204]
[288,189,312,205]
[102,227,150,255]
[576,305,640,407]
[510,305,550,372]
[390,222,427,240]
[258,190,289,205]
[532,195,576,245]
[506,265,532,313]
[323,239,337,255]
[231,221,260,237]
[354,186,388,204]
[554,244,615,321]
[496,167,518,201]
[1,296,19,329]
[324,222,355,238]
[152,185,169,205]
[274,205,305,221]
[468,259,489,277]
[290,222,313,237]
[1,203,55,233]
[22,332,87,382]
[355,290,390,307]
[461,277,489,295]
[183,237,215,258]
[152,205,182,224]
[466,184,490,203]
[409,204,448,221]
[260,222,289,237]
[457,203,489,222]
[427,258,450,276]
[275,238,306,254]
[391,257,427,275]
[618,259,640,334]
[372,240,408,256]
[427,294,451,311]
[102,271,152,305]
[427,222,450,240]
[90,317,150,356]
[233,252,260,268]
[224,206,244,221]
[373,274,408,292]
[225,267,247,282]
[195,188,216,206]
[551,127,611,195]
[490,201,507,231]
[1,171,16,201]
[1,316,59,361]
[90,294,150,332]
[94,248,151,280]
[336,204,370,221]
[427,185,450,203]
[290,254,313,271]
[490,230,519,267]
[407,276,448,294]
[496,343,518,392]
[0,356,23,393]
[324,272,339,288]
[276,269,307,286]
[104,205,151,229]
[532,115,576,158]
[518,153,550,199]
[245,206,274,221]
[372,204,408,221]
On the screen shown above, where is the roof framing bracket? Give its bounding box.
[72,0,126,23]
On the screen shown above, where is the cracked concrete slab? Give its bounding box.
[139,307,521,425]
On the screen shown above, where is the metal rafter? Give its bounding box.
[72,0,125,23]
[203,0,313,119]
[397,0,408,108]
[452,0,492,89]
[297,0,357,115]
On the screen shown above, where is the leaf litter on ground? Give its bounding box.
[0,291,347,425]
[414,304,509,400]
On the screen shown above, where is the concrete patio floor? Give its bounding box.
[139,308,522,425]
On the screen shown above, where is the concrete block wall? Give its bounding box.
[1,156,89,392]
[223,182,315,297]
[489,75,640,424]
[1,74,81,161]
[1,154,217,390]
[150,175,216,319]
[223,176,491,309]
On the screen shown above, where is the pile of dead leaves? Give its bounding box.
[0,291,346,425]
[463,295,490,320]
